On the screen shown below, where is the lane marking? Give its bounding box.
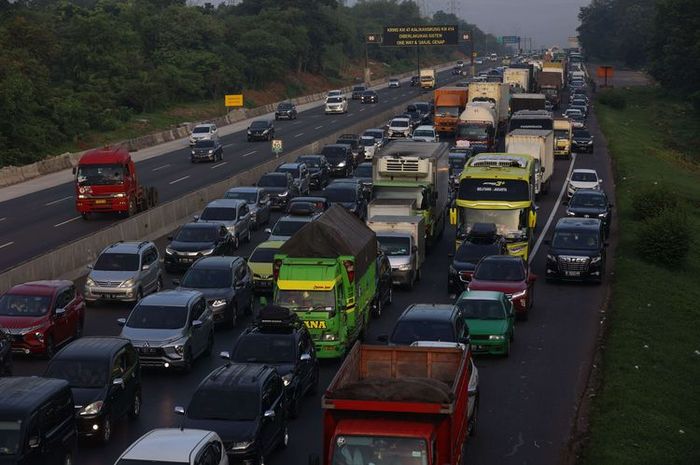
[0,217,5,222]
[0,241,13,250]
[330,120,337,124]
[346,113,354,117]
[359,108,366,112]
[294,132,304,138]
[169,175,190,185]
[529,153,577,263]
[242,151,257,158]
[54,216,81,227]
[314,125,324,130]
[152,164,170,171]
[223,143,236,149]
[211,161,228,169]
[44,196,72,207]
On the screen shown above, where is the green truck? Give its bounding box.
[273,205,377,359]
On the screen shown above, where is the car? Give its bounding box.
[387,117,412,138]
[351,162,373,198]
[247,120,275,142]
[567,168,602,198]
[248,241,286,296]
[325,96,348,114]
[448,147,473,187]
[85,241,163,304]
[362,128,387,148]
[447,223,508,294]
[413,101,432,120]
[321,144,354,177]
[388,78,400,88]
[44,337,142,443]
[452,66,462,75]
[545,218,607,283]
[118,290,215,371]
[360,90,378,103]
[571,128,594,153]
[475,58,484,65]
[326,89,344,100]
[467,255,536,320]
[402,109,423,129]
[382,304,470,346]
[570,114,586,128]
[257,172,299,209]
[571,97,589,108]
[0,327,12,376]
[336,134,362,163]
[563,108,583,121]
[190,139,223,163]
[276,162,311,196]
[196,199,253,249]
[165,223,235,273]
[455,290,515,356]
[322,181,367,220]
[544,100,554,112]
[295,154,331,190]
[565,189,613,237]
[175,256,254,327]
[114,428,229,465]
[411,125,439,142]
[351,84,367,99]
[189,123,218,146]
[376,232,420,289]
[372,250,393,318]
[409,75,420,86]
[265,212,321,242]
[0,280,85,358]
[224,187,272,230]
[359,135,379,160]
[285,196,330,215]
[222,305,319,418]
[570,104,588,118]
[275,102,297,120]
[177,363,288,463]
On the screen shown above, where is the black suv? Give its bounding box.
[351,84,367,99]
[565,189,613,237]
[257,172,299,209]
[190,139,223,163]
[361,90,378,103]
[178,363,288,464]
[323,180,367,220]
[247,120,275,142]
[223,305,319,418]
[571,128,594,153]
[0,327,12,376]
[321,144,354,177]
[545,217,607,283]
[165,223,235,272]
[448,223,508,294]
[295,155,330,190]
[382,304,470,346]
[275,102,297,120]
[45,337,141,444]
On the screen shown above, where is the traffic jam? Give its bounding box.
[0,48,609,465]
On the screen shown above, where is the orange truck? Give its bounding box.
[433,87,469,136]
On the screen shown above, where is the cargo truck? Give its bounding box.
[467,82,510,135]
[273,205,377,359]
[316,343,473,465]
[74,146,158,219]
[508,63,535,92]
[456,103,497,153]
[553,118,573,159]
[537,70,563,108]
[506,129,555,196]
[367,215,426,289]
[372,141,449,248]
[542,62,565,86]
[503,68,530,93]
[510,93,547,113]
[433,87,469,135]
[420,69,436,89]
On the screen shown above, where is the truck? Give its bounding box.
[433,87,469,135]
[542,61,565,86]
[503,67,530,93]
[419,69,436,89]
[505,129,555,196]
[74,146,158,219]
[508,63,535,91]
[456,103,497,153]
[536,70,562,108]
[367,215,426,289]
[273,205,377,359]
[467,82,510,135]
[510,93,547,113]
[318,343,473,465]
[372,141,449,248]
[553,117,573,159]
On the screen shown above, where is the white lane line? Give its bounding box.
[294,133,304,138]
[330,120,337,124]
[242,151,257,158]
[152,164,170,172]
[223,143,236,149]
[529,153,577,263]
[401,93,407,96]
[359,108,365,112]
[54,216,81,228]
[0,241,13,250]
[346,113,354,117]
[211,161,227,169]
[169,175,190,185]
[314,125,324,130]
[0,217,6,222]
[44,196,72,207]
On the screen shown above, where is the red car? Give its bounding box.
[0,280,85,358]
[468,255,536,319]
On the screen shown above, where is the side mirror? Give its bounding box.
[117,318,127,327]
[528,274,538,282]
[112,378,125,388]
[174,406,185,416]
[264,228,272,235]
[193,215,199,222]
[263,409,276,419]
[300,353,312,362]
[28,437,40,449]
[86,264,93,270]
[192,319,203,329]
[55,308,66,317]
[458,336,471,345]
[412,245,418,253]
[449,207,457,226]
[562,199,569,206]
[540,166,545,173]
[377,334,388,343]
[172,279,180,286]
[72,167,77,175]
[141,264,150,271]
[220,351,231,360]
[468,386,478,396]
[599,179,603,183]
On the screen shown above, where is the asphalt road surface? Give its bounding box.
[12,90,616,465]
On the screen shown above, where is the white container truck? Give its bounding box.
[505,129,555,196]
[503,68,530,93]
[467,82,510,135]
[367,215,426,289]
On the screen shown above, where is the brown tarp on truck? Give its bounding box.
[279,204,377,274]
[332,377,454,403]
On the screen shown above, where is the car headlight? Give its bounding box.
[79,401,104,416]
[229,441,253,451]
[174,344,185,355]
[120,279,135,288]
[397,263,412,271]
[510,290,527,299]
[262,129,269,134]
[546,254,556,262]
[489,335,505,340]
[566,210,575,216]
[113,193,126,198]
[590,255,602,264]
[323,333,336,341]
[191,150,196,155]
[211,299,227,308]
[247,130,252,135]
[278,191,289,197]
[598,212,608,218]
[200,248,215,256]
[282,373,293,386]
[165,247,174,255]
[587,140,593,144]
[208,150,214,154]
[86,277,96,287]
[34,331,44,341]
[337,161,346,168]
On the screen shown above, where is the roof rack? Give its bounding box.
[254,305,302,331]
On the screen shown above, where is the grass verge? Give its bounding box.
[582,87,700,465]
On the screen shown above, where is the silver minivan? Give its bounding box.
[196,199,252,249]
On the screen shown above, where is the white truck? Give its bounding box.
[503,68,530,93]
[420,69,436,89]
[456,103,497,152]
[467,82,510,135]
[367,215,426,289]
[505,129,555,196]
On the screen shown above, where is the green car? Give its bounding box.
[248,240,285,295]
[455,290,515,356]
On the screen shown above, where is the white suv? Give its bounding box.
[567,169,602,198]
[325,96,348,114]
[388,117,412,138]
[114,428,228,465]
[189,123,218,146]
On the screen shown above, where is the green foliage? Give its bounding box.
[635,206,691,267]
[631,184,679,220]
[597,89,627,110]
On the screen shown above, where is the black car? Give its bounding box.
[382,304,470,346]
[410,75,420,86]
[247,120,275,142]
[286,196,330,215]
[323,181,367,220]
[295,154,330,190]
[223,305,319,418]
[276,162,311,196]
[372,251,393,318]
[448,223,508,294]
[175,256,254,327]
[413,102,433,122]
[402,110,423,129]
[448,149,472,189]
[545,217,607,283]
[178,363,288,464]
[190,139,223,163]
[565,189,613,237]
[350,162,373,200]
[0,327,12,376]
[257,172,299,209]
[44,337,141,444]
[351,84,367,99]
[275,102,297,120]
[321,144,353,177]
[571,128,594,153]
[165,223,234,272]
[360,90,378,104]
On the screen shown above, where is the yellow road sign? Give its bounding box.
[272,139,283,153]
[225,94,243,107]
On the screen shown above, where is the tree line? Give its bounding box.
[0,0,504,167]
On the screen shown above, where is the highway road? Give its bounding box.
[11,91,616,465]
[0,68,466,272]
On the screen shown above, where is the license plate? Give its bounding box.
[181,258,193,263]
[565,271,581,277]
[95,199,107,204]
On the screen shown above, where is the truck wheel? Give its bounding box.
[372,298,382,319]
[127,199,137,217]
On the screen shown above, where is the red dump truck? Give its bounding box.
[317,343,472,465]
[74,146,158,219]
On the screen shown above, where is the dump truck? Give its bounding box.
[420,69,436,89]
[317,343,473,465]
[273,205,377,359]
[553,117,573,159]
[433,87,469,135]
[510,93,547,113]
[505,129,555,196]
[456,103,497,153]
[467,82,510,135]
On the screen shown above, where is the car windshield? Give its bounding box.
[390,320,455,345]
[188,388,259,421]
[354,165,372,178]
[474,260,525,281]
[455,243,501,264]
[331,436,428,465]
[225,190,257,203]
[324,187,356,203]
[554,129,570,139]
[249,247,279,263]
[200,207,237,221]
[391,120,409,128]
[377,236,411,256]
[276,289,335,311]
[570,193,606,208]
[413,129,434,137]
[0,421,21,456]
[271,219,309,236]
[566,110,582,117]
[571,172,598,182]
[449,157,467,169]
[457,299,507,320]
[45,360,108,388]
[573,130,591,138]
[117,460,187,465]
[364,131,383,140]
[232,334,296,363]
[363,91,375,96]
[0,294,51,317]
[298,157,320,167]
[250,121,268,129]
[322,147,346,160]
[194,140,216,148]
[181,268,232,289]
[94,253,140,271]
[76,164,125,186]
[192,126,211,134]
[552,230,600,250]
[258,175,287,187]
[277,167,299,178]
[359,137,375,147]
[353,86,365,92]
[126,305,188,330]
[327,97,343,103]
[174,226,217,243]
[278,103,293,110]
[436,106,460,116]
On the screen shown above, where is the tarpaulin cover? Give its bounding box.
[331,377,454,403]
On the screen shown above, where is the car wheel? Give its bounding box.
[416,267,422,281]
[510,325,515,342]
[156,276,163,293]
[81,212,90,220]
[289,394,301,419]
[100,415,112,444]
[44,336,56,359]
[74,319,84,340]
[129,391,141,419]
[127,199,137,217]
[504,339,511,357]
[372,297,382,319]
[234,235,240,250]
[204,332,214,357]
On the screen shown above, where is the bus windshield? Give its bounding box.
[459,208,528,241]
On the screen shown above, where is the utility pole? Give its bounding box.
[417,45,421,78]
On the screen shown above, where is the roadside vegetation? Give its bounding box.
[583,87,700,465]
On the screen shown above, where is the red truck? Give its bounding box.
[433,87,469,136]
[317,343,473,465]
[74,146,158,219]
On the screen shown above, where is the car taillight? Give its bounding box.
[343,260,355,283]
[273,259,282,281]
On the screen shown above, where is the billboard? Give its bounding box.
[382,25,458,47]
